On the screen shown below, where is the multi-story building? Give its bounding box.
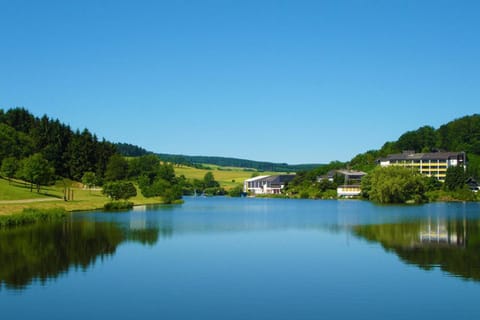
[243,175,296,195]
[378,151,466,181]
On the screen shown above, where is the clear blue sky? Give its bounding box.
[1,0,479,164]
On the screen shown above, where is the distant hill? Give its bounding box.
[156,154,323,173]
[113,143,323,172]
[114,143,151,157]
[113,140,323,172]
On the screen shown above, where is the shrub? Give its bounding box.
[103,201,134,211]
[228,185,244,197]
[102,181,137,200]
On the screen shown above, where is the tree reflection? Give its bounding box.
[0,220,160,290]
[353,218,480,281]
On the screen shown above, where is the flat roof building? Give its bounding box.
[378,151,466,181]
[244,175,295,195]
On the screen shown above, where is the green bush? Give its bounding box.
[228,185,244,197]
[204,187,226,196]
[426,187,476,202]
[363,166,427,204]
[102,181,137,200]
[103,201,134,211]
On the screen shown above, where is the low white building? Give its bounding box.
[244,175,295,195]
[337,185,362,198]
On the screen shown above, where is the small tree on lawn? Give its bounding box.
[1,157,18,184]
[19,153,55,192]
[82,171,97,190]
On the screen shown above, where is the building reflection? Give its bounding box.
[130,210,147,230]
[353,214,480,281]
[418,218,466,247]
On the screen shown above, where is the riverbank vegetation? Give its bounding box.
[0,208,67,228]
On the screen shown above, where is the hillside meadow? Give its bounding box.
[0,164,287,215]
[174,165,281,189]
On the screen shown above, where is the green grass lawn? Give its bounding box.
[0,178,166,216]
[0,178,56,201]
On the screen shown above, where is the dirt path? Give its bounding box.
[0,198,62,204]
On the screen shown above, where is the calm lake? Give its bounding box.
[1,197,480,319]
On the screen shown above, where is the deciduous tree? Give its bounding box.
[19,153,55,192]
[0,157,18,184]
[102,181,137,200]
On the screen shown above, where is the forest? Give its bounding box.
[348,114,480,177]
[0,108,182,204]
[287,114,480,202]
[0,107,116,181]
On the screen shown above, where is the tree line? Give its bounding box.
[0,107,184,204]
[348,114,480,177]
[0,107,116,182]
[154,153,322,172]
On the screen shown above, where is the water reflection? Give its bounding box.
[418,217,466,246]
[2,199,480,291]
[0,219,160,290]
[353,217,480,280]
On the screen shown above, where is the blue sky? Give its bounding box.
[1,0,479,164]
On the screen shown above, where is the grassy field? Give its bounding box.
[0,178,52,201]
[174,165,280,189]
[0,178,165,216]
[0,164,287,215]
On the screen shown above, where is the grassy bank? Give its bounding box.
[0,208,67,228]
[0,178,168,216]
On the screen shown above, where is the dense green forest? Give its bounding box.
[0,107,117,181]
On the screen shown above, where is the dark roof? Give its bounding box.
[318,169,366,179]
[380,151,465,162]
[336,170,367,177]
[265,175,296,184]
